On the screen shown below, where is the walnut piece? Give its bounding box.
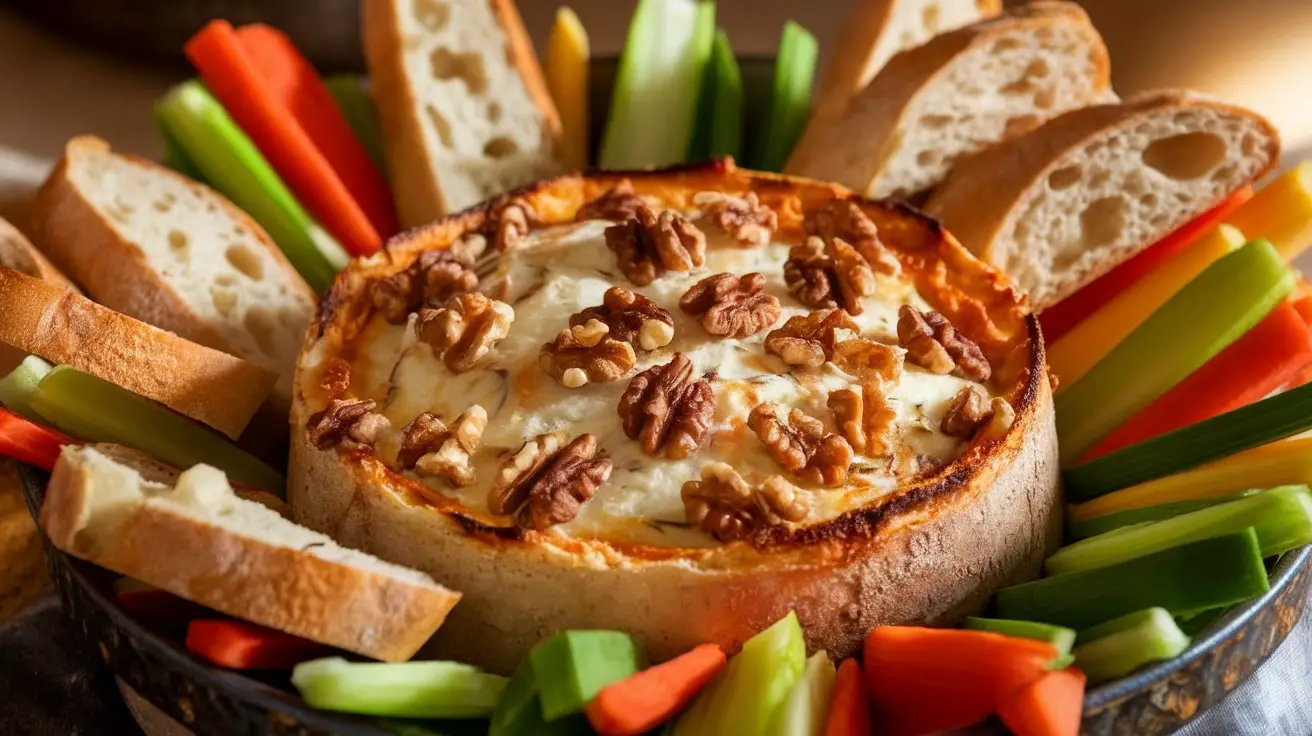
[748,403,854,487]
[783,236,875,314]
[942,388,1014,441]
[896,305,991,381]
[983,397,1016,440]
[576,181,650,222]
[831,337,904,384]
[681,463,808,542]
[617,353,714,459]
[488,432,613,530]
[372,235,488,323]
[540,319,637,388]
[764,308,859,368]
[490,198,537,252]
[804,199,900,277]
[414,407,488,486]
[679,272,782,338]
[692,191,778,247]
[416,292,515,373]
[828,384,896,456]
[307,398,378,450]
[397,412,449,469]
[605,205,706,286]
[571,287,674,351]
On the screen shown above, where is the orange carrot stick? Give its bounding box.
[1082,301,1312,461]
[997,667,1087,736]
[824,659,872,736]
[585,643,726,736]
[185,619,331,670]
[184,20,383,256]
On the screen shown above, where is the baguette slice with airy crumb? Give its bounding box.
[363,0,562,226]
[925,90,1281,310]
[0,215,78,293]
[42,444,460,662]
[788,1,1111,200]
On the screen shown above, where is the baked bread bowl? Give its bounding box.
[289,159,1057,673]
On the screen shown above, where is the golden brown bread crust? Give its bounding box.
[0,214,78,292]
[290,160,1057,671]
[492,0,563,146]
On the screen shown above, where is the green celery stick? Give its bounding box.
[0,355,53,422]
[324,76,386,174]
[1073,608,1191,683]
[1176,607,1229,636]
[962,617,1076,656]
[489,658,590,736]
[1068,490,1260,540]
[1049,654,1077,670]
[689,29,743,160]
[529,630,644,721]
[28,366,284,493]
[599,0,716,169]
[673,611,806,736]
[750,21,817,172]
[993,529,1269,629]
[1056,239,1294,466]
[156,81,348,293]
[771,650,836,736]
[1064,381,1312,501]
[291,657,505,719]
[1047,485,1312,575]
[153,104,207,183]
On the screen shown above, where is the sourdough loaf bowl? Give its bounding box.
[289,159,1058,673]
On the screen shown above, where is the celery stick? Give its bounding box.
[291,657,505,718]
[673,611,806,736]
[529,630,644,721]
[599,0,716,169]
[1073,608,1191,683]
[28,366,284,493]
[154,105,207,183]
[962,617,1076,656]
[689,29,743,160]
[1176,607,1228,636]
[0,355,53,422]
[750,21,817,172]
[156,81,348,293]
[1068,490,1259,540]
[993,529,1269,629]
[771,651,836,736]
[1048,486,1312,575]
[489,658,590,736]
[1056,239,1294,465]
[324,76,386,174]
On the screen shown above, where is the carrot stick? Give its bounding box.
[0,407,78,471]
[585,643,726,736]
[997,667,1087,736]
[824,659,872,736]
[863,627,1057,736]
[1082,301,1312,461]
[234,24,398,241]
[1039,186,1253,343]
[184,20,384,257]
[185,619,331,670]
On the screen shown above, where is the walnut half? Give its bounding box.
[828,384,896,456]
[764,308,858,368]
[571,287,674,352]
[416,292,515,373]
[576,181,652,222]
[488,432,613,530]
[692,191,778,247]
[682,463,809,542]
[679,272,782,338]
[942,387,1014,440]
[896,305,990,381]
[540,319,637,388]
[804,199,901,277]
[749,403,853,487]
[605,205,706,286]
[372,235,488,323]
[306,398,385,450]
[782,236,876,315]
[396,407,487,487]
[617,353,715,459]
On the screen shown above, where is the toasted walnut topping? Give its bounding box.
[679,272,782,338]
[572,287,674,351]
[692,191,778,247]
[576,181,651,222]
[488,432,613,530]
[490,198,537,252]
[540,319,637,388]
[307,399,378,450]
[896,305,991,381]
[605,206,706,286]
[618,354,714,459]
[783,237,876,314]
[372,236,488,323]
[804,199,900,276]
[748,403,854,487]
[414,406,487,486]
[764,308,859,368]
[831,338,904,384]
[396,413,447,469]
[347,412,392,446]
[416,292,515,373]
[941,386,991,438]
[681,463,809,542]
[828,383,896,456]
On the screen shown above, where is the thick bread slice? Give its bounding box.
[788,1,1110,200]
[925,90,1281,310]
[89,443,289,515]
[786,0,1001,175]
[0,268,275,439]
[31,136,315,408]
[0,215,79,292]
[363,0,562,227]
[42,445,460,662]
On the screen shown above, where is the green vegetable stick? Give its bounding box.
[1056,239,1294,465]
[750,21,817,172]
[689,29,743,160]
[1068,490,1260,540]
[28,365,285,493]
[771,650,836,736]
[153,105,207,183]
[1047,485,1312,576]
[962,617,1077,656]
[1073,608,1191,683]
[529,630,644,721]
[324,76,387,173]
[488,658,590,736]
[599,0,716,169]
[993,529,1269,629]
[291,657,506,719]
[0,355,53,422]
[156,81,348,293]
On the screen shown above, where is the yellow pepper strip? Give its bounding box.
[1227,162,1312,261]
[1049,225,1246,392]
[1070,436,1312,521]
[545,7,590,171]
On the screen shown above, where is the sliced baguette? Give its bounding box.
[0,268,275,439]
[787,1,1111,200]
[786,0,1001,174]
[0,215,79,293]
[31,136,315,408]
[925,90,1281,310]
[42,444,459,662]
[363,0,562,226]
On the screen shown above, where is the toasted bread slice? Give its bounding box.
[42,444,461,662]
[31,136,315,409]
[925,90,1281,310]
[788,1,1110,200]
[363,0,562,226]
